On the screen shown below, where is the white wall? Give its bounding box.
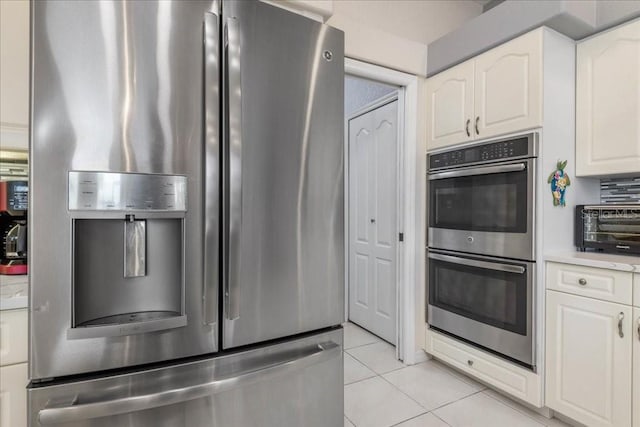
[327,1,482,76]
[0,0,30,150]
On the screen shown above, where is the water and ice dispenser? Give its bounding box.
[68,171,187,339]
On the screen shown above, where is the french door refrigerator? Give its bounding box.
[28,1,344,426]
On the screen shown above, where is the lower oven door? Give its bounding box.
[427,250,535,368]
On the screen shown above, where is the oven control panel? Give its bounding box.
[429,135,533,170]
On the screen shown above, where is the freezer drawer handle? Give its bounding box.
[37,341,340,425]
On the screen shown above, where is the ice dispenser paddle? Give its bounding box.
[68,171,187,339]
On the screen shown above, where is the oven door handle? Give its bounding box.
[428,162,526,180]
[429,253,526,274]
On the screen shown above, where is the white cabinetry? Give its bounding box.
[426,29,543,151]
[474,29,542,140]
[634,307,639,427]
[0,308,28,427]
[576,19,640,176]
[546,290,632,427]
[426,61,474,150]
[0,363,27,427]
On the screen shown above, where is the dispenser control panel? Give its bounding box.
[68,171,187,211]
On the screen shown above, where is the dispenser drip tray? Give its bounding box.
[68,311,187,340]
[76,310,182,327]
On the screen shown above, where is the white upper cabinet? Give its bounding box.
[576,19,640,177]
[426,29,544,151]
[474,29,542,141]
[426,61,474,150]
[546,290,632,427]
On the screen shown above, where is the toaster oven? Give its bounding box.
[575,205,640,255]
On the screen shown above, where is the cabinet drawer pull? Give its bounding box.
[618,312,624,338]
[637,317,639,341]
[465,119,470,137]
[578,278,587,286]
[475,117,480,135]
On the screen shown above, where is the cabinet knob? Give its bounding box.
[578,278,587,286]
[370,218,376,224]
[467,359,474,367]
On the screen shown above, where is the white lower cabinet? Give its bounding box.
[546,290,632,427]
[634,307,640,427]
[0,362,28,427]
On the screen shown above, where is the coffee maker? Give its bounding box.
[0,180,28,274]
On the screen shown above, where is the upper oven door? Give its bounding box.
[428,158,536,260]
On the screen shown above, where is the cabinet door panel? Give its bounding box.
[426,60,474,151]
[576,20,640,176]
[546,291,632,427]
[474,29,542,140]
[0,362,27,427]
[634,308,639,427]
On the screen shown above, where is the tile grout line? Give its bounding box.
[480,390,550,427]
[431,411,453,427]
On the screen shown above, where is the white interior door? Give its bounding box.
[348,99,398,344]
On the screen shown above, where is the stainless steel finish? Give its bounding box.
[465,119,470,137]
[427,250,536,367]
[428,252,526,274]
[221,0,344,349]
[224,15,242,322]
[67,315,187,340]
[38,342,340,424]
[578,278,587,286]
[68,172,187,212]
[584,205,640,210]
[428,162,526,180]
[428,132,538,170]
[618,312,625,338]
[29,329,343,427]
[124,218,146,277]
[475,116,480,134]
[31,0,218,379]
[428,158,537,261]
[203,11,220,327]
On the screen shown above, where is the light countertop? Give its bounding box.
[0,274,28,310]
[545,252,640,273]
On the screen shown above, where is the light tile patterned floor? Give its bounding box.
[343,322,573,427]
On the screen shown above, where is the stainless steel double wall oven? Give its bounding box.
[427,133,538,368]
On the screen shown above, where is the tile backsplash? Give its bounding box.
[600,177,640,204]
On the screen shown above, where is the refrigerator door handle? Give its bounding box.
[37,341,340,425]
[203,11,220,326]
[225,16,242,321]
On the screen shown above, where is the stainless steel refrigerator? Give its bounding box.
[28,1,344,425]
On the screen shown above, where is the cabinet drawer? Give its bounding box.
[0,309,28,366]
[634,273,639,308]
[425,328,542,407]
[0,362,28,427]
[546,262,632,305]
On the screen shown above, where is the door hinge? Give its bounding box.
[399,232,404,242]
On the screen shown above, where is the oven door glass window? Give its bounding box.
[429,166,528,233]
[429,255,528,335]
